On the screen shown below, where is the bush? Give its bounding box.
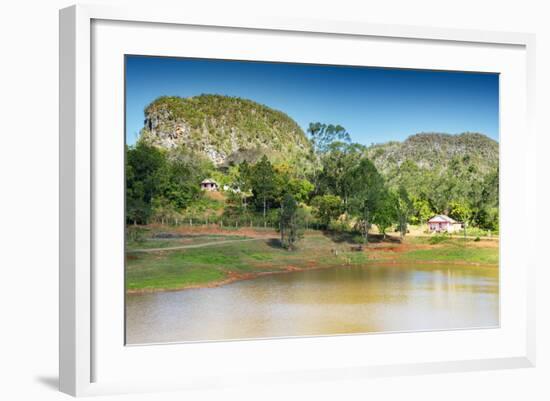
[126,226,149,243]
[456,226,494,238]
[429,233,450,244]
[328,220,350,232]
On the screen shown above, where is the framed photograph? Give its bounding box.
[60,4,536,396]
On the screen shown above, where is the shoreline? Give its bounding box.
[125,258,498,295]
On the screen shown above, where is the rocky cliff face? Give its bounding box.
[139,95,311,166]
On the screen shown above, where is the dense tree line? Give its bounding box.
[126,143,212,225]
[126,121,499,249]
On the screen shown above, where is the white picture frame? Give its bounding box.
[59,4,536,397]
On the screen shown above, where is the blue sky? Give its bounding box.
[125,55,499,146]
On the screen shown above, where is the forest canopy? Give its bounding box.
[127,124,499,248]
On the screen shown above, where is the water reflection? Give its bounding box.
[126,264,499,344]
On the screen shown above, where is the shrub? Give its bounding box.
[126,226,149,243]
[328,220,349,232]
[429,233,449,244]
[351,234,364,244]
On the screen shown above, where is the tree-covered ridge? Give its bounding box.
[139,95,312,168]
[361,132,499,230]
[366,132,498,175]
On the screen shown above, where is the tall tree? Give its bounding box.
[472,167,499,229]
[126,143,165,224]
[373,190,396,239]
[449,200,473,236]
[318,142,365,211]
[234,160,252,210]
[307,123,351,155]
[250,155,276,226]
[307,123,353,194]
[279,194,302,250]
[349,158,386,244]
[395,186,413,238]
[272,162,314,203]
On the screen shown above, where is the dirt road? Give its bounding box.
[127,237,270,253]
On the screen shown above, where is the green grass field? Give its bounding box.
[402,236,499,264]
[125,228,498,292]
[126,234,250,250]
[126,233,342,291]
[398,244,498,265]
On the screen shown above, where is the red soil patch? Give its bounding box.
[204,191,226,202]
[470,239,499,248]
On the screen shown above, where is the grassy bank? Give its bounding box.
[125,226,499,292]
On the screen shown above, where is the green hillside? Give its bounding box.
[139,95,312,168]
[365,132,498,177]
[363,132,499,228]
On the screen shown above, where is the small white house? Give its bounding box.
[428,215,462,233]
[200,179,219,192]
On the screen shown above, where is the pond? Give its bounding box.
[125,263,499,344]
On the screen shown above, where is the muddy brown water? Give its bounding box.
[125,263,499,344]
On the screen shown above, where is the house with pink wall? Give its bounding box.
[200,179,219,192]
[428,215,462,233]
